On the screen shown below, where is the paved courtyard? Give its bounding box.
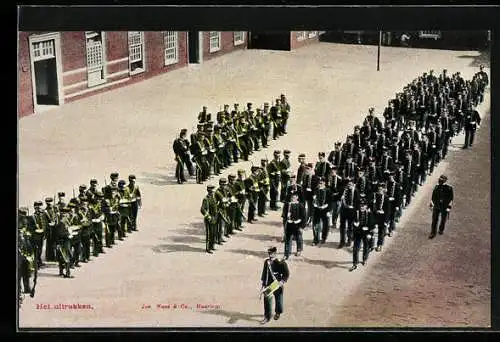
[18,42,490,328]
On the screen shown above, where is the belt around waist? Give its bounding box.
[287,219,302,224]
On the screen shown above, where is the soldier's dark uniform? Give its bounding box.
[77,199,92,263]
[350,199,374,271]
[476,65,489,104]
[267,151,281,210]
[314,152,331,186]
[301,163,316,226]
[55,207,73,278]
[258,159,270,217]
[204,126,221,177]
[245,167,261,224]
[279,150,292,203]
[282,194,306,259]
[68,199,82,268]
[214,178,231,243]
[118,180,132,236]
[280,94,291,134]
[86,179,99,203]
[173,128,194,183]
[386,172,402,235]
[429,175,454,239]
[43,197,58,261]
[213,126,228,169]
[56,192,67,212]
[296,154,307,186]
[234,170,247,230]
[463,105,482,149]
[89,191,105,256]
[103,188,120,246]
[371,184,389,252]
[127,175,141,231]
[339,180,360,248]
[327,167,343,229]
[227,174,243,233]
[201,185,218,253]
[260,247,290,323]
[31,201,46,268]
[270,101,282,140]
[312,178,331,245]
[192,127,210,182]
[261,103,272,148]
[18,207,35,293]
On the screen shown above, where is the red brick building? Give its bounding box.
[18,31,248,117]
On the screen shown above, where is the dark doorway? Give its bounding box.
[188,31,200,63]
[34,58,59,105]
[249,31,291,51]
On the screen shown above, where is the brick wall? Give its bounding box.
[290,31,320,50]
[18,32,34,117]
[203,31,247,61]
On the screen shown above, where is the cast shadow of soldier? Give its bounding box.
[151,222,207,254]
[200,308,263,324]
[137,171,180,186]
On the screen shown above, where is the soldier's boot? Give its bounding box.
[59,264,64,277]
[22,277,31,293]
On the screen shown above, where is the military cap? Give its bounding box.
[251,166,260,172]
[347,135,353,140]
[79,184,87,190]
[318,152,325,157]
[224,104,229,108]
[228,174,236,180]
[369,107,375,112]
[264,102,270,107]
[60,207,72,213]
[335,141,342,146]
[298,153,306,158]
[206,126,213,132]
[67,201,76,208]
[283,150,291,155]
[234,103,239,107]
[354,125,360,130]
[237,169,246,175]
[274,150,281,155]
[219,178,227,184]
[214,125,221,130]
[79,196,89,202]
[247,102,252,107]
[45,197,53,203]
[90,179,98,185]
[197,123,205,128]
[439,175,448,182]
[110,172,119,179]
[180,128,188,134]
[58,192,65,197]
[256,108,262,113]
[118,180,126,186]
[34,201,43,207]
[19,207,29,215]
[307,162,314,168]
[207,184,215,191]
[129,174,136,180]
[267,246,277,254]
[202,106,207,110]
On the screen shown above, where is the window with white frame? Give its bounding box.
[209,31,221,53]
[233,31,245,46]
[32,40,55,61]
[418,31,441,40]
[308,31,317,38]
[85,31,106,87]
[296,31,307,41]
[164,31,178,66]
[128,31,145,74]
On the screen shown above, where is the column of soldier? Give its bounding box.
[199,66,488,271]
[173,93,291,184]
[18,172,142,299]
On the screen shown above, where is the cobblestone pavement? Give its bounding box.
[18,42,490,328]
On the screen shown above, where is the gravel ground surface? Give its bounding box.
[18,42,490,328]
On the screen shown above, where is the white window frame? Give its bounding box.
[164,31,179,66]
[296,31,307,41]
[233,31,245,46]
[418,31,441,40]
[128,31,145,75]
[85,31,107,87]
[308,31,317,38]
[209,31,221,53]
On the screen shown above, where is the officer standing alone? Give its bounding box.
[429,175,454,239]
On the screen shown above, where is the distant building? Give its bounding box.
[18,31,248,117]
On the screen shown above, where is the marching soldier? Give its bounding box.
[429,175,454,239]
[339,179,360,248]
[342,156,357,185]
[284,174,304,205]
[245,166,261,224]
[78,184,88,202]
[214,178,231,243]
[366,158,381,197]
[198,106,209,123]
[270,100,283,140]
[439,110,452,159]
[31,201,46,268]
[103,172,119,199]
[312,177,331,245]
[204,126,221,177]
[280,94,290,134]
[363,107,383,132]
[412,142,424,193]
[386,171,402,236]
[103,188,120,246]
[371,183,389,252]
[234,170,248,230]
[302,163,316,226]
[228,174,244,232]
[86,179,100,203]
[268,150,281,211]
[235,116,250,161]
[213,125,228,169]
[402,150,416,206]
[296,153,307,186]
[77,199,92,263]
[109,185,124,241]
[327,166,343,229]
[282,193,306,259]
[279,150,292,202]
[43,197,58,262]
[127,175,142,231]
[418,134,430,185]
[258,159,270,217]
[261,103,272,148]
[201,185,218,253]
[355,168,368,200]
[118,180,132,237]
[56,192,67,212]
[192,126,210,182]
[314,152,331,185]
[476,64,489,104]
[463,104,482,149]
[350,198,374,271]
[173,128,195,183]
[68,198,84,268]
[18,207,35,293]
[89,191,105,256]
[380,149,393,181]
[328,142,345,170]
[55,207,73,278]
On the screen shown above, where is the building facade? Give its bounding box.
[18,31,248,117]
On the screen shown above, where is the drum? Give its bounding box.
[262,280,281,298]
